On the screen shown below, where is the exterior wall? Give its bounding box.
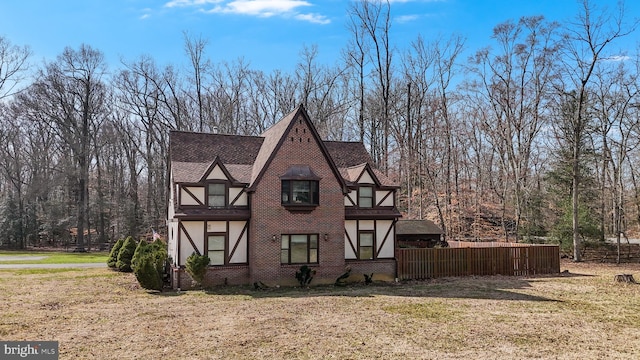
[180,186,205,205]
[207,165,227,180]
[171,265,251,289]
[358,171,375,184]
[345,190,357,206]
[344,219,395,261]
[179,221,205,265]
[344,260,396,282]
[376,220,395,258]
[376,190,394,206]
[167,173,178,266]
[167,220,179,266]
[175,220,248,266]
[249,115,347,286]
[228,221,248,263]
[229,187,248,206]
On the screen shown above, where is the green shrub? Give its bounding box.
[133,240,168,291]
[116,236,137,272]
[132,239,148,271]
[135,253,163,291]
[107,238,124,268]
[186,253,210,287]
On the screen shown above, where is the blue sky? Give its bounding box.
[0,0,637,73]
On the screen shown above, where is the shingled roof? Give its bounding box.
[169,106,399,188]
[169,131,263,164]
[396,219,443,235]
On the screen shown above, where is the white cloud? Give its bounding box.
[602,55,631,62]
[396,14,419,23]
[139,8,153,20]
[165,0,330,24]
[165,0,223,8]
[294,13,330,24]
[223,0,311,15]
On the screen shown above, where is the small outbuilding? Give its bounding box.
[396,219,444,248]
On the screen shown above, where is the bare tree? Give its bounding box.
[591,55,640,262]
[19,45,108,251]
[469,16,560,241]
[184,32,211,132]
[347,0,393,172]
[555,0,637,261]
[0,36,31,100]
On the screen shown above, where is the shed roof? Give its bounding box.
[396,219,443,235]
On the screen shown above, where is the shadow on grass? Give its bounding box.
[148,274,579,303]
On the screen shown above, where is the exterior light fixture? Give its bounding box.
[324,233,328,241]
[272,235,277,242]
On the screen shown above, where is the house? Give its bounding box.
[396,219,444,248]
[167,105,401,288]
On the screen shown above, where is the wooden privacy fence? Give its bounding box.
[396,245,560,280]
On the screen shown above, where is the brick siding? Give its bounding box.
[249,115,347,286]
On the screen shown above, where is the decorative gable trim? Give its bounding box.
[247,105,348,194]
[355,164,381,186]
[200,157,230,183]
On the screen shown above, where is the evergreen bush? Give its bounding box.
[116,236,137,272]
[131,239,148,271]
[186,253,210,287]
[107,238,124,268]
[133,239,168,291]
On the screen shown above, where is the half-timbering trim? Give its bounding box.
[228,222,249,263]
[376,191,393,207]
[181,186,205,206]
[229,188,246,206]
[344,226,358,256]
[179,221,201,256]
[377,220,395,258]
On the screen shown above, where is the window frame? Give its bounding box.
[281,180,319,206]
[280,233,319,265]
[207,182,227,208]
[358,231,376,260]
[206,232,227,266]
[358,186,374,208]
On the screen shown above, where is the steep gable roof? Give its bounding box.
[246,105,348,193]
[170,131,263,184]
[324,141,375,168]
[169,105,396,189]
[325,142,399,188]
[170,131,263,164]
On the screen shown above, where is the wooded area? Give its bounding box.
[0,1,638,262]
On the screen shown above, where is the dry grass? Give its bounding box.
[2,261,640,359]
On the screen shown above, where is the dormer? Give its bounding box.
[344,163,396,209]
[174,158,249,210]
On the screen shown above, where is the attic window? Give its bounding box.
[281,166,320,207]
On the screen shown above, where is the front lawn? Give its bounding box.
[1,261,640,358]
[0,251,109,264]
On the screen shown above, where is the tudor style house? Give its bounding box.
[167,105,401,288]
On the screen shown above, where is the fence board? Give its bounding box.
[396,245,560,280]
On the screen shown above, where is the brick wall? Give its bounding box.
[171,265,251,290]
[249,114,347,286]
[345,259,397,282]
